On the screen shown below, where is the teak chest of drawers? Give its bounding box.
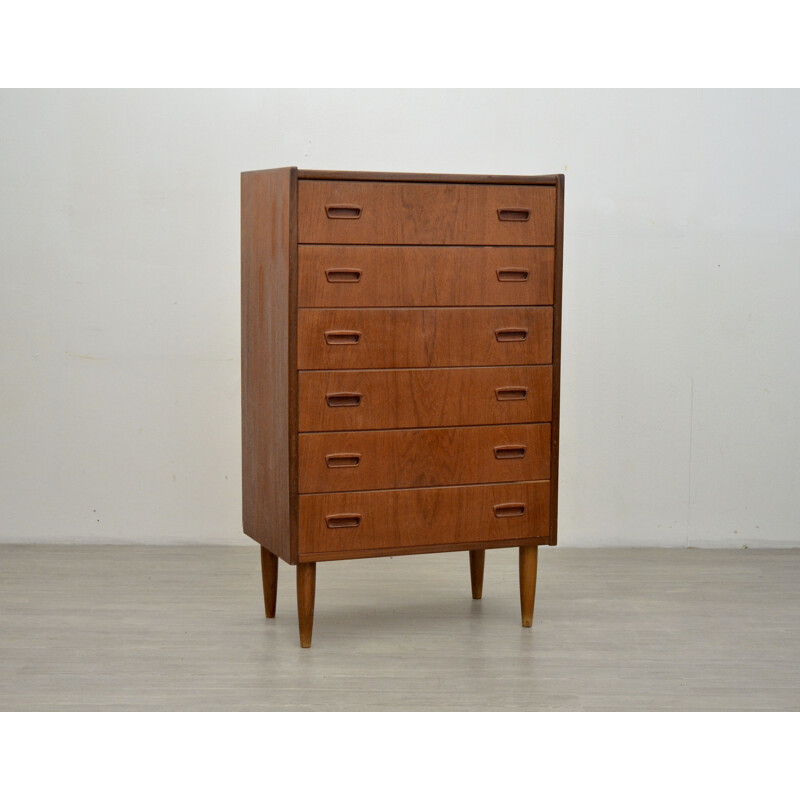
[242,168,564,647]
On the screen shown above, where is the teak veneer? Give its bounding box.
[242,168,564,646]
[297,423,551,493]
[298,245,555,307]
[297,307,553,369]
[298,365,553,432]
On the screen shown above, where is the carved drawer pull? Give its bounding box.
[325,269,362,283]
[497,208,530,222]
[493,503,526,518]
[495,386,528,401]
[326,205,362,219]
[495,327,528,342]
[325,330,361,345]
[325,453,361,469]
[496,269,530,282]
[325,513,362,529]
[325,392,362,407]
[493,445,526,460]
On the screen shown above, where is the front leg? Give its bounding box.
[296,562,317,648]
[519,545,538,627]
[469,549,486,599]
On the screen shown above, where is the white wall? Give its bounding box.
[1,89,798,546]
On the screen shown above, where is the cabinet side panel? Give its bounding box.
[242,168,295,562]
[549,174,565,546]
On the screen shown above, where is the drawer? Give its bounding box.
[299,481,550,555]
[298,181,556,245]
[297,307,553,369]
[299,366,553,431]
[298,423,550,493]
[298,245,554,307]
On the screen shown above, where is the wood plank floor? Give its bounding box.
[1,546,799,711]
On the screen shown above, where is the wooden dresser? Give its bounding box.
[241,168,564,647]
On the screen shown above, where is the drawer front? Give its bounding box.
[298,423,550,493]
[299,481,550,555]
[298,245,555,307]
[298,181,556,245]
[299,366,552,431]
[297,307,553,370]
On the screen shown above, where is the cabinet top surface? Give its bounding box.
[243,167,562,186]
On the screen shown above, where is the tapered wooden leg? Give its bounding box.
[260,547,278,618]
[519,545,538,627]
[469,549,485,599]
[296,562,317,648]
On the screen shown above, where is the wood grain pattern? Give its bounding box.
[298,245,554,307]
[519,545,538,627]
[298,307,553,370]
[469,550,486,599]
[298,180,556,245]
[298,423,550,493]
[299,366,553,432]
[298,481,550,556]
[297,170,560,185]
[241,168,296,563]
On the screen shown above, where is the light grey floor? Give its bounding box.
[1,545,799,711]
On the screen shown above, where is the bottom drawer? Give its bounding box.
[299,481,550,556]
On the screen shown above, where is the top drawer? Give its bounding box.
[298,180,557,245]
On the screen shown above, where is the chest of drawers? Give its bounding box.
[241,168,564,647]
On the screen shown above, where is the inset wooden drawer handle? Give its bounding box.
[496,269,530,282]
[494,445,527,460]
[495,386,528,401]
[495,327,528,342]
[325,513,362,529]
[325,453,361,469]
[325,392,362,407]
[497,208,530,222]
[493,503,526,518]
[325,330,361,345]
[325,269,362,283]
[326,205,362,219]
